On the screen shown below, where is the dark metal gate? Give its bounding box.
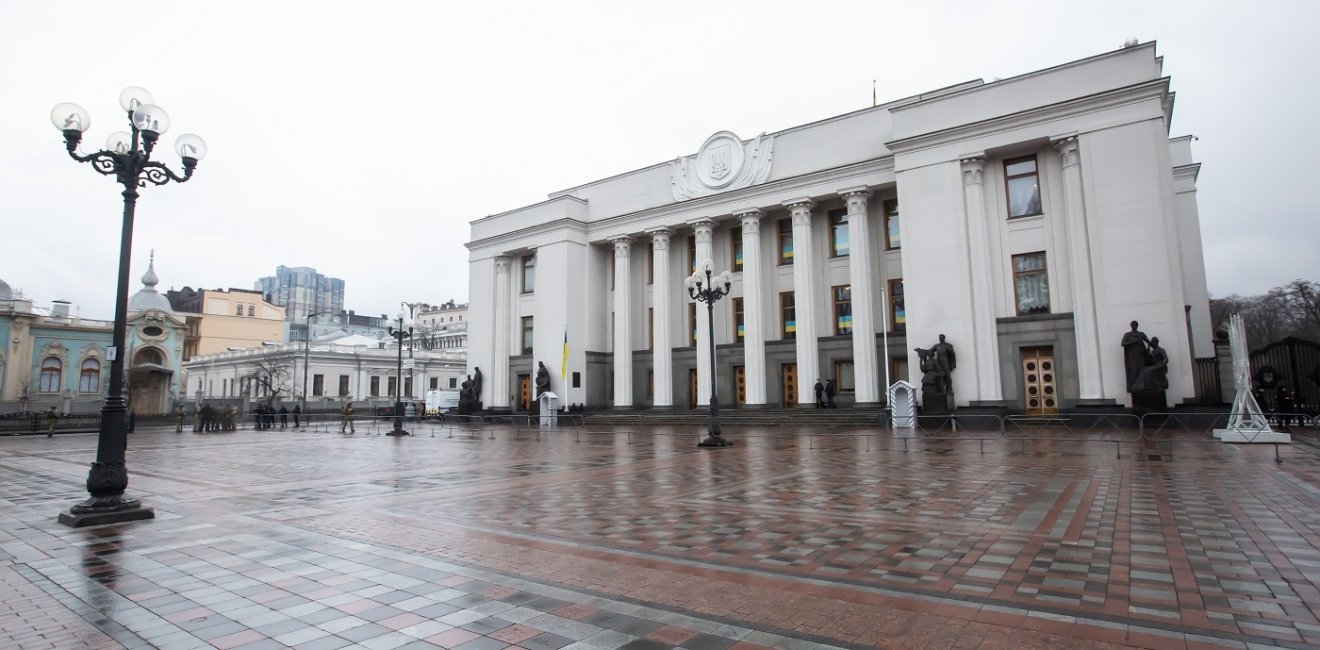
[1249,337,1320,413]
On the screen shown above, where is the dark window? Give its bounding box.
[648,307,654,350]
[833,285,852,335]
[829,209,850,257]
[689,303,698,346]
[235,304,243,315]
[835,360,855,393]
[733,297,745,343]
[449,377,457,388]
[521,316,534,354]
[889,279,905,332]
[688,235,697,274]
[430,377,438,390]
[404,377,413,398]
[312,374,324,397]
[781,292,796,340]
[777,219,793,265]
[646,246,654,285]
[884,199,900,250]
[247,305,255,317]
[40,358,62,392]
[521,255,535,293]
[338,375,349,396]
[370,376,380,396]
[1005,156,1043,218]
[731,226,743,272]
[1013,252,1050,315]
[388,376,397,397]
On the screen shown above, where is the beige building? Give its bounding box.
[166,287,287,358]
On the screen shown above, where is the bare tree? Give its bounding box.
[244,358,293,405]
[1210,278,1320,350]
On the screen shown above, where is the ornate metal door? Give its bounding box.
[689,369,698,409]
[734,366,746,404]
[782,363,798,408]
[1021,347,1057,415]
[518,374,531,411]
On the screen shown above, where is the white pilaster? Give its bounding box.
[691,218,715,406]
[960,157,1003,401]
[1052,136,1103,399]
[737,210,767,405]
[839,188,879,404]
[785,199,819,407]
[648,228,673,407]
[611,236,633,407]
[491,256,511,408]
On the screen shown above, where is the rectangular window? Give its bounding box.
[1013,252,1050,315]
[429,377,438,390]
[688,235,697,274]
[521,255,536,293]
[835,360,855,393]
[338,375,349,396]
[647,370,654,399]
[731,226,743,272]
[388,376,397,397]
[780,292,796,340]
[733,297,745,343]
[449,377,457,388]
[885,199,900,250]
[777,219,793,265]
[889,279,905,332]
[648,307,654,350]
[370,376,380,397]
[312,374,324,397]
[646,246,654,285]
[689,303,698,346]
[610,250,616,290]
[829,209,850,257]
[1005,155,1043,218]
[405,377,413,398]
[521,316,534,355]
[833,285,852,335]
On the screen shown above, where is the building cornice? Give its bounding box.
[886,78,1171,158]
[465,217,589,254]
[1173,162,1201,184]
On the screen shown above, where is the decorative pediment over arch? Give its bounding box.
[38,341,68,362]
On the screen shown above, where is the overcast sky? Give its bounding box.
[3,1,1317,320]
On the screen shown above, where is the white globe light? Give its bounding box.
[50,102,90,132]
[118,87,155,112]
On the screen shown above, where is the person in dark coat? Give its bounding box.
[825,379,837,409]
[814,379,825,408]
[279,405,288,428]
[293,404,301,428]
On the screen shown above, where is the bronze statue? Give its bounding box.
[472,367,482,400]
[1131,336,1169,392]
[535,361,551,397]
[1121,321,1150,392]
[914,334,955,394]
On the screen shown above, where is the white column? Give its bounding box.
[784,199,819,407]
[839,188,879,404]
[960,157,1003,401]
[1052,136,1103,399]
[611,236,633,408]
[647,228,673,408]
[491,256,511,409]
[737,210,767,406]
[691,218,715,406]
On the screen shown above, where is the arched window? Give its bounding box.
[247,305,255,316]
[79,359,101,393]
[236,304,244,315]
[39,358,62,392]
[134,348,163,366]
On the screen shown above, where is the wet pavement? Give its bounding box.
[2,421,1319,649]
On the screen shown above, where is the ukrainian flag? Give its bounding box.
[560,328,569,379]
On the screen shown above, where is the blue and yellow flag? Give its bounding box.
[560,328,569,379]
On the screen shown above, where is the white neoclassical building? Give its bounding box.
[465,43,1212,415]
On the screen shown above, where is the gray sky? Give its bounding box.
[3,1,1317,320]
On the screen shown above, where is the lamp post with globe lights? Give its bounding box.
[387,314,413,436]
[686,260,733,448]
[50,87,206,527]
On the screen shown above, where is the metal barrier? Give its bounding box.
[1140,411,1318,462]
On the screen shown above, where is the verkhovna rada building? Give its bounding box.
[465,43,1211,415]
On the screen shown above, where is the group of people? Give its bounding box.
[172,402,305,432]
[813,378,837,409]
[253,403,300,429]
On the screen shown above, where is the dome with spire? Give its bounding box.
[0,277,12,301]
[127,252,174,313]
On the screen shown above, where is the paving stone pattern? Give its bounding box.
[1,423,1319,649]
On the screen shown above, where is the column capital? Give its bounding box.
[737,209,763,234]
[688,217,715,244]
[646,227,671,250]
[493,256,512,272]
[960,156,987,186]
[1051,135,1080,168]
[837,186,871,203]
[611,236,632,257]
[783,198,814,226]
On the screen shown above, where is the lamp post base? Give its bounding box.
[386,429,410,436]
[697,435,733,448]
[58,495,155,528]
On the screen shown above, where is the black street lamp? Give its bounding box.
[301,311,327,422]
[51,87,206,527]
[387,314,413,436]
[686,260,732,448]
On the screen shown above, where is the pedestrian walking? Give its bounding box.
[174,405,184,432]
[341,403,355,434]
[293,404,301,428]
[45,407,58,437]
[825,379,837,409]
[814,379,825,409]
[279,405,288,428]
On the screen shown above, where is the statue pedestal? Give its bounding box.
[921,392,954,415]
[1130,391,1166,413]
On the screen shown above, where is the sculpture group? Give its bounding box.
[1120,321,1169,394]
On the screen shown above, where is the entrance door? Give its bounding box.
[518,374,531,411]
[688,369,698,409]
[782,363,798,407]
[1021,347,1058,415]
